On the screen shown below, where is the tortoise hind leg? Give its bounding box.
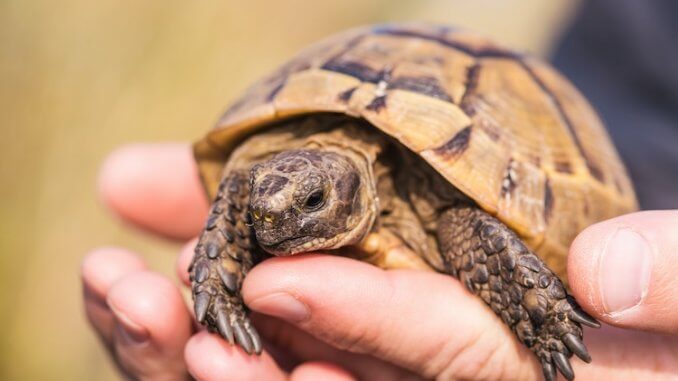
[189,170,264,355]
[437,206,599,381]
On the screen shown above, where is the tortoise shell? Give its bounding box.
[194,24,638,277]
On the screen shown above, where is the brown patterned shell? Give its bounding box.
[194,24,638,277]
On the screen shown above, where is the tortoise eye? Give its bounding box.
[304,190,325,210]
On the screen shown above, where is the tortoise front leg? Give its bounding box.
[437,206,600,381]
[189,170,264,354]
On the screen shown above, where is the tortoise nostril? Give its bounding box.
[252,207,279,224]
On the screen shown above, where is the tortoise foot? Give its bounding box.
[529,295,599,381]
[438,207,600,380]
[191,263,262,355]
[190,170,263,355]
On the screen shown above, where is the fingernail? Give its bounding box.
[110,304,149,344]
[600,228,652,315]
[248,292,309,323]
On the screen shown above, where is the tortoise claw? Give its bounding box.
[194,292,210,323]
[234,320,254,354]
[216,309,235,344]
[563,332,592,363]
[247,324,263,354]
[541,360,556,381]
[569,308,601,328]
[191,258,261,355]
[552,351,574,381]
[194,290,262,355]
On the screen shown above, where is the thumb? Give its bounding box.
[568,210,678,333]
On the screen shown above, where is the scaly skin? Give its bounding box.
[189,171,264,354]
[438,206,600,381]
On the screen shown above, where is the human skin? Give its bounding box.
[82,143,678,380]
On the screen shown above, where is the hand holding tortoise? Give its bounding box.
[81,143,678,381]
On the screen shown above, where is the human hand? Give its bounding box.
[82,144,356,380]
[81,143,203,381]
[83,143,678,380]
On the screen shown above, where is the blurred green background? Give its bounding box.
[0,1,577,379]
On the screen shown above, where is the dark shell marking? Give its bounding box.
[389,75,453,102]
[460,63,483,116]
[365,95,387,112]
[322,59,383,83]
[544,179,555,222]
[337,87,358,103]
[432,126,472,160]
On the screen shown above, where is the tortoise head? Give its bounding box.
[249,149,376,255]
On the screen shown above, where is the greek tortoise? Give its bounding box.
[189,24,638,381]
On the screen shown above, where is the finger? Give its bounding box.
[107,271,193,380]
[252,313,419,380]
[243,255,541,380]
[82,247,147,343]
[178,242,416,379]
[570,325,678,380]
[177,238,198,287]
[184,331,287,381]
[569,210,678,333]
[98,143,209,240]
[291,362,357,381]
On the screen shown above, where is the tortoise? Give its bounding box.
[189,24,637,381]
